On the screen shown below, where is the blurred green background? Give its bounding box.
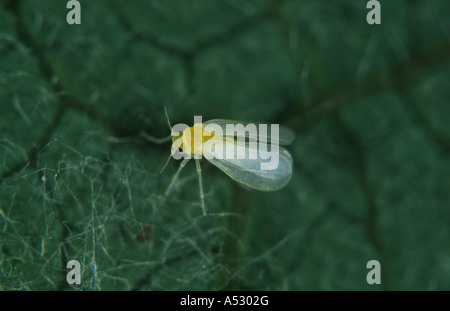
[0,0,449,290]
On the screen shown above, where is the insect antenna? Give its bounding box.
[164,106,172,130]
[139,106,173,144]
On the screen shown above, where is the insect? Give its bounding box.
[142,109,294,215]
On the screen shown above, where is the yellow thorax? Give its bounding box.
[172,123,215,155]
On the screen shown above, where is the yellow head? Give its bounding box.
[172,123,215,156]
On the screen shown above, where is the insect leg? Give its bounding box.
[159,154,172,174]
[195,159,206,215]
[164,158,189,197]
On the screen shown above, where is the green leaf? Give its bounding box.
[1,0,449,290]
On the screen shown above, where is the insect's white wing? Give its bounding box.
[203,136,293,191]
[203,120,295,146]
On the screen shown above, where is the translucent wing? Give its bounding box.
[203,119,295,146]
[202,136,293,191]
